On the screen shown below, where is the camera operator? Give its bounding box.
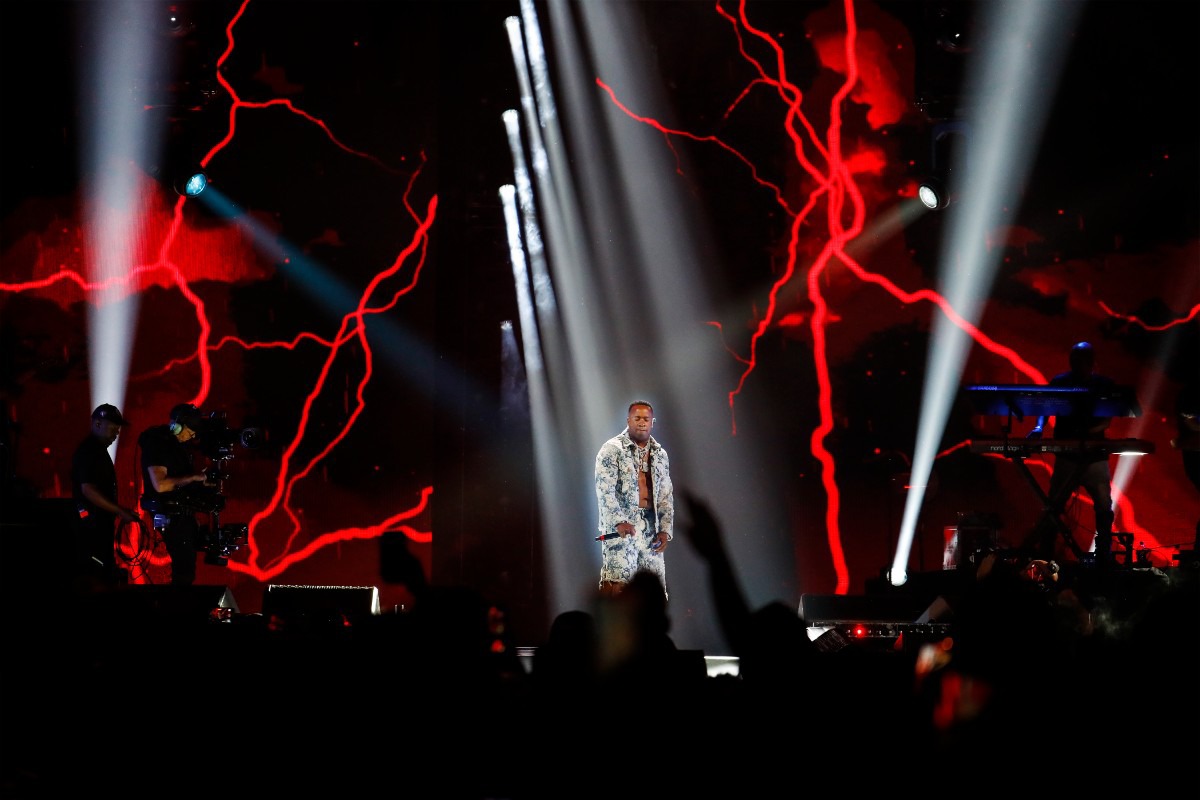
[137,403,217,585]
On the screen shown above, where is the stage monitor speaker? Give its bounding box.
[262,584,380,628]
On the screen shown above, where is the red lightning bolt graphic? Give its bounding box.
[598,0,1150,593]
[1099,301,1200,331]
[2,0,436,586]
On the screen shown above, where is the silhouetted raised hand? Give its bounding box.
[678,489,752,656]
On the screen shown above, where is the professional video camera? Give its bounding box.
[196,410,263,460]
[146,410,258,566]
[193,411,263,565]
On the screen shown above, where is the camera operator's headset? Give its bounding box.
[169,403,202,436]
[147,402,221,516]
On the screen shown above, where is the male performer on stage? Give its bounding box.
[1026,342,1117,564]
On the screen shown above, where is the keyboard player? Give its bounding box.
[1025,341,1118,564]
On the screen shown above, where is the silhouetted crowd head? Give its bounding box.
[4,496,1195,798]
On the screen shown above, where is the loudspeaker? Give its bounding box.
[262,584,380,628]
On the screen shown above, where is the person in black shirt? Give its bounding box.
[1026,342,1117,564]
[71,403,147,586]
[137,403,215,585]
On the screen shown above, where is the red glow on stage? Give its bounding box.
[599,0,1168,593]
[602,0,1009,591]
[1,0,436,589]
[2,0,1191,614]
[241,190,438,582]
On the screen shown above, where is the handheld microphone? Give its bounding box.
[595,532,621,541]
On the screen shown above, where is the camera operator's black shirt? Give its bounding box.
[138,424,203,510]
[72,432,118,527]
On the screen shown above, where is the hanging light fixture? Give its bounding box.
[918,120,969,211]
[172,165,208,197]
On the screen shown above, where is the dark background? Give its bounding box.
[2,0,1197,652]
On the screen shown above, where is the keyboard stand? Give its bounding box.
[963,382,1148,562]
[1012,455,1088,560]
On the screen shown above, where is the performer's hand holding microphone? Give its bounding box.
[596,521,637,541]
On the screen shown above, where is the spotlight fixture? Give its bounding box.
[145,108,213,198]
[918,176,949,210]
[172,166,208,197]
[917,119,969,211]
[143,145,209,198]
